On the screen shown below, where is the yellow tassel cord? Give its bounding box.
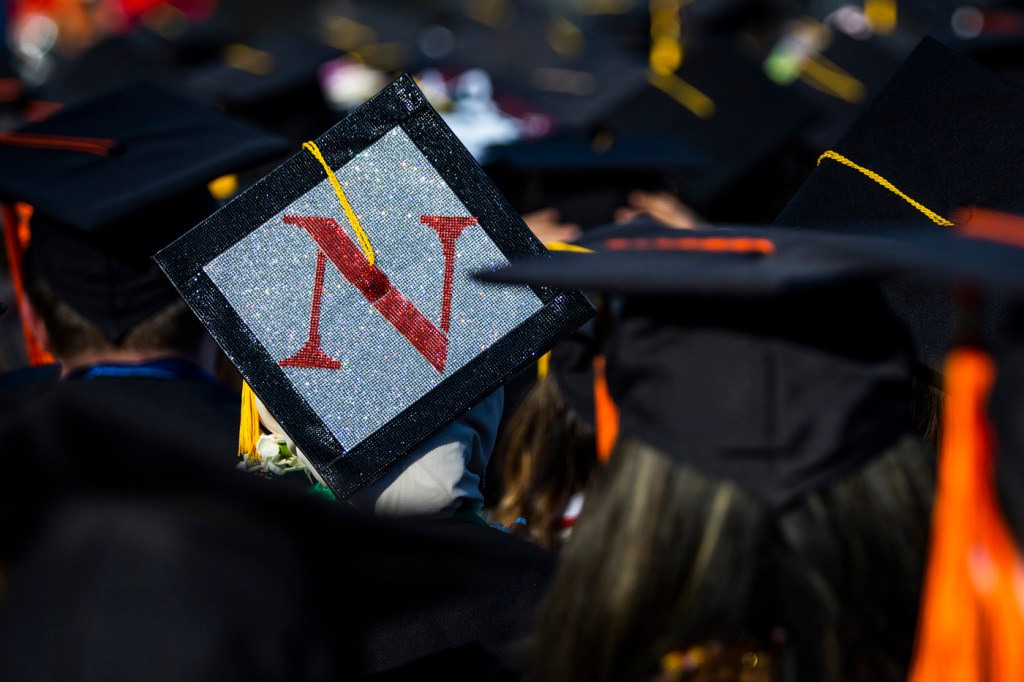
[536,351,551,380]
[546,241,594,253]
[238,381,262,461]
[302,140,376,265]
[798,54,866,104]
[817,151,954,227]
[908,348,1024,682]
[647,0,715,120]
[648,72,716,120]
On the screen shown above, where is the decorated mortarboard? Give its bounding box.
[774,36,1024,374]
[481,220,916,509]
[154,74,594,499]
[484,131,704,229]
[0,82,289,343]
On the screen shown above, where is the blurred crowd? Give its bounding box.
[2,0,1024,681]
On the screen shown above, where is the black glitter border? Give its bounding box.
[156,74,593,499]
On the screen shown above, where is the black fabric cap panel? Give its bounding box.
[480,221,900,296]
[606,286,915,510]
[480,219,917,507]
[0,82,290,232]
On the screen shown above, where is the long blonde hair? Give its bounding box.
[531,434,933,682]
[492,376,596,549]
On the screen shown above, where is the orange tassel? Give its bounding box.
[1,202,54,366]
[593,354,619,463]
[909,347,1024,682]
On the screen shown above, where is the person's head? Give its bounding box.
[482,224,935,681]
[534,431,932,682]
[492,374,596,548]
[21,251,209,371]
[0,82,288,371]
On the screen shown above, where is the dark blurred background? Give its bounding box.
[1,0,1023,376]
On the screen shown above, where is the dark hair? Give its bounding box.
[777,435,935,682]
[491,376,597,549]
[530,434,933,682]
[23,260,205,359]
[910,373,944,454]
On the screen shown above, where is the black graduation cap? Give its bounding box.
[441,1,651,130]
[183,35,342,142]
[155,73,593,499]
[606,38,816,221]
[548,320,601,428]
[774,36,1024,374]
[484,131,705,230]
[0,82,290,342]
[316,0,452,70]
[480,221,915,509]
[764,24,909,151]
[37,32,182,105]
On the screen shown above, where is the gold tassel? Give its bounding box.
[239,381,262,461]
[537,351,551,380]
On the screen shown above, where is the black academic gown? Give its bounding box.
[0,361,240,561]
[0,376,554,681]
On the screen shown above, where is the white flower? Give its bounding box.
[256,434,285,462]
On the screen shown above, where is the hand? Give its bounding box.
[522,208,582,244]
[613,190,700,230]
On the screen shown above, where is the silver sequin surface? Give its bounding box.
[205,126,543,450]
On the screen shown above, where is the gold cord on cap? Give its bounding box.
[817,150,954,227]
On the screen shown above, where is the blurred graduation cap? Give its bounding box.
[606,38,816,222]
[763,19,909,150]
[0,58,29,129]
[0,82,289,344]
[36,29,188,105]
[484,130,704,230]
[441,1,650,131]
[184,36,342,142]
[682,0,793,37]
[774,36,1024,375]
[316,0,454,71]
[480,220,915,509]
[155,73,593,499]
